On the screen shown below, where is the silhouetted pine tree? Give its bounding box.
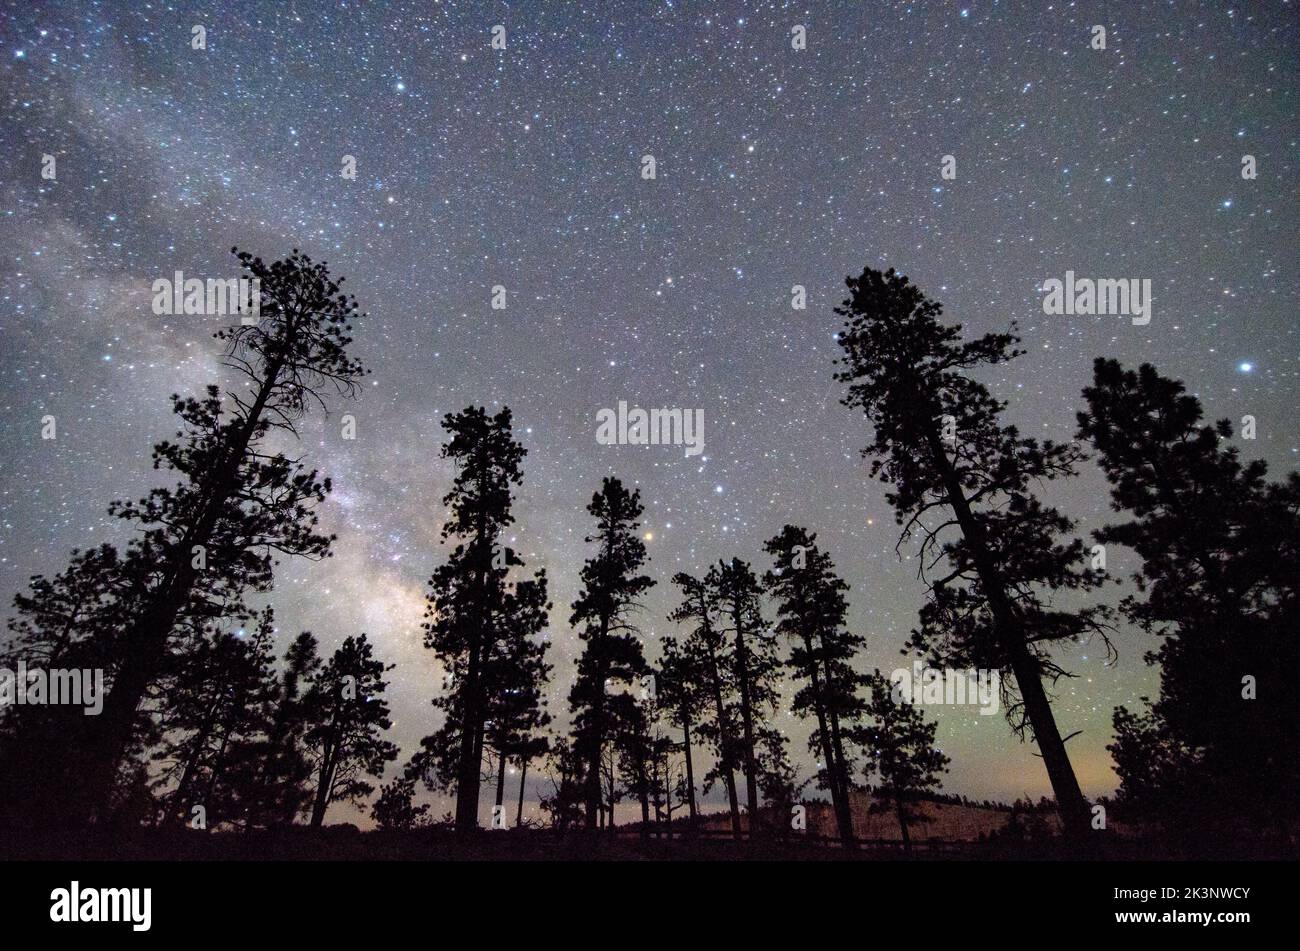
[1078,358,1300,838]
[755,724,804,839]
[0,544,158,827]
[568,477,655,830]
[539,738,587,831]
[712,556,759,831]
[646,719,677,832]
[713,558,772,834]
[151,608,278,828]
[511,731,550,830]
[613,693,654,835]
[239,630,321,828]
[860,670,949,855]
[1,544,141,672]
[655,634,704,826]
[764,525,866,844]
[669,568,742,837]
[372,776,430,831]
[417,406,531,832]
[600,744,622,829]
[485,572,552,825]
[10,249,365,829]
[834,267,1107,838]
[303,634,397,827]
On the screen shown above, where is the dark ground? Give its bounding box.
[2,826,1293,862]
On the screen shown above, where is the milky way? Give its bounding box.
[1,1,1296,822]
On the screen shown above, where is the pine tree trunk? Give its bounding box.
[818,644,855,805]
[453,646,484,831]
[494,749,507,826]
[681,711,698,827]
[731,603,761,837]
[705,654,742,837]
[168,696,222,823]
[826,705,853,825]
[800,629,854,844]
[921,423,1091,838]
[660,761,671,837]
[896,797,912,857]
[515,759,528,828]
[310,696,344,828]
[202,723,235,820]
[584,722,604,830]
[75,348,289,827]
[604,758,617,831]
[583,617,610,829]
[635,732,650,838]
[454,524,491,833]
[310,741,337,828]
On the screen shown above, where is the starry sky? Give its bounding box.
[1,1,1296,825]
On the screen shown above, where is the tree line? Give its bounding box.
[1,253,1294,850]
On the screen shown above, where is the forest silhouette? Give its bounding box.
[1,251,1295,860]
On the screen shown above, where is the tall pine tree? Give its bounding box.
[860,670,949,855]
[834,267,1108,837]
[1078,358,1300,838]
[239,630,321,828]
[669,568,742,837]
[484,572,552,826]
[151,608,278,828]
[568,477,655,830]
[418,406,539,832]
[0,545,159,827]
[303,633,397,827]
[764,525,867,844]
[7,249,366,828]
[655,634,704,827]
[714,557,783,836]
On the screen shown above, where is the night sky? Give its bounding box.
[1,1,1296,824]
